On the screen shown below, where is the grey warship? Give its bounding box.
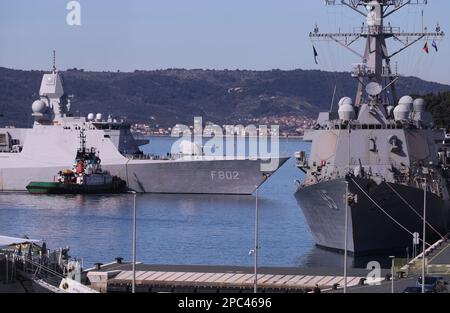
[0,56,288,194]
[295,0,450,255]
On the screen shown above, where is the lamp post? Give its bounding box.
[129,191,137,294]
[344,126,351,294]
[344,181,349,294]
[422,179,427,294]
[389,256,395,294]
[254,186,259,294]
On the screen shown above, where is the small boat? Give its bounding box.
[26,176,126,194]
[26,129,127,194]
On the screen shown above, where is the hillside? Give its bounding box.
[0,67,449,128]
[422,92,450,130]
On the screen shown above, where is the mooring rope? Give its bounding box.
[350,177,432,247]
[385,181,445,239]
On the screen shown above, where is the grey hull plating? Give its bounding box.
[295,177,449,255]
[0,158,288,195]
[108,157,289,194]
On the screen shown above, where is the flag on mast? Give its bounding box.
[313,45,319,64]
[432,40,438,52]
[423,41,429,54]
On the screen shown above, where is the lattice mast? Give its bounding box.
[311,0,444,107]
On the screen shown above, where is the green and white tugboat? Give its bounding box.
[26,129,127,194]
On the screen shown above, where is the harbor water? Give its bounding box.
[0,137,376,269]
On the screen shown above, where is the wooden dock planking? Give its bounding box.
[315,276,336,287]
[276,275,298,285]
[136,271,158,282]
[88,263,369,292]
[143,271,167,281]
[284,275,305,286]
[305,276,326,287]
[178,273,205,282]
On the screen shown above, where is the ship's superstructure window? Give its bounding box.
[0,132,11,152]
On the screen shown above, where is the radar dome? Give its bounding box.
[338,97,353,107]
[32,100,47,114]
[399,96,413,111]
[393,102,411,121]
[179,140,203,156]
[87,113,95,121]
[95,113,103,121]
[413,98,426,112]
[338,98,355,121]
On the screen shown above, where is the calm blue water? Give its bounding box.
[0,137,352,268]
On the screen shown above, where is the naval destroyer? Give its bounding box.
[0,57,288,194]
[295,0,450,255]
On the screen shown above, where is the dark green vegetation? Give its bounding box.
[423,92,450,130]
[0,67,449,127]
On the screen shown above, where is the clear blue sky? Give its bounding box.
[1,0,449,84]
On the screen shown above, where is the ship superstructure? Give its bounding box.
[295,0,449,254]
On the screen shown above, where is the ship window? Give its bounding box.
[104,135,110,138]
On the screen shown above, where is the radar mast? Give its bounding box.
[311,0,444,107]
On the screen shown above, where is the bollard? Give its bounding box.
[95,263,103,270]
[115,257,124,264]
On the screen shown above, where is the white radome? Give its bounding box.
[338,97,355,121]
[179,140,203,156]
[32,100,47,114]
[413,98,426,112]
[338,97,353,107]
[398,95,413,106]
[398,95,414,113]
[394,103,411,121]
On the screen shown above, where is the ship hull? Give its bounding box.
[0,158,288,195]
[105,158,288,194]
[295,177,450,255]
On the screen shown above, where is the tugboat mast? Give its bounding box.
[310,0,444,107]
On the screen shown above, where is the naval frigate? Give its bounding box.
[0,57,288,194]
[295,0,450,255]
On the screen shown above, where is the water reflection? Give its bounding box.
[0,138,320,268]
